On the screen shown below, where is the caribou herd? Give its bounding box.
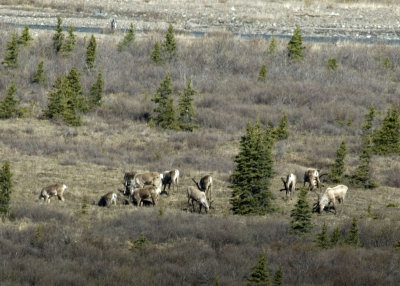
[38,166,347,215]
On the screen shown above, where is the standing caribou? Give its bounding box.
[192,175,213,202]
[303,168,326,191]
[280,173,297,200]
[124,171,163,194]
[39,184,67,203]
[187,186,209,214]
[161,169,179,195]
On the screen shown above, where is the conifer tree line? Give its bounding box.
[315,218,361,249]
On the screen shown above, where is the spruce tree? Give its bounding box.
[177,78,198,131]
[0,160,12,218]
[61,26,76,54]
[328,140,347,183]
[316,223,330,249]
[18,25,33,46]
[346,217,361,247]
[272,267,283,286]
[3,31,19,68]
[352,106,377,188]
[32,61,46,83]
[287,25,305,61]
[290,188,312,234]
[151,41,163,64]
[88,70,104,108]
[230,121,275,215]
[162,23,177,61]
[330,226,343,247]
[151,73,177,129]
[268,36,277,55]
[86,34,97,70]
[117,23,136,52]
[43,76,64,119]
[0,81,22,119]
[273,114,289,140]
[247,251,270,286]
[52,16,64,53]
[66,67,87,112]
[258,64,267,82]
[373,107,400,155]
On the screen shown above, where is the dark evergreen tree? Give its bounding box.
[290,187,312,234]
[66,67,87,112]
[330,226,343,247]
[230,121,275,215]
[247,251,270,286]
[43,76,64,119]
[0,160,12,217]
[52,16,64,53]
[162,23,177,61]
[352,106,377,188]
[346,217,361,247]
[177,78,198,131]
[328,140,347,183]
[373,107,400,155]
[151,73,177,129]
[18,25,33,46]
[258,64,267,82]
[86,34,97,70]
[272,267,282,286]
[151,41,163,64]
[287,25,305,61]
[316,223,330,249]
[0,81,22,119]
[88,71,104,108]
[3,31,19,68]
[32,60,46,83]
[268,36,277,55]
[61,26,76,54]
[273,114,289,140]
[117,23,136,52]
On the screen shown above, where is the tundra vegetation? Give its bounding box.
[1,16,400,285]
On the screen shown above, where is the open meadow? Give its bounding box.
[1,1,400,285]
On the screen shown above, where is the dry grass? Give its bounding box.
[1,22,400,284]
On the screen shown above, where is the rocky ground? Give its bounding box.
[0,1,400,42]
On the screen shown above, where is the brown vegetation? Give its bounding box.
[0,19,400,284]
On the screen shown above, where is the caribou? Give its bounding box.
[316,184,348,215]
[125,171,163,194]
[192,175,213,202]
[161,169,179,195]
[39,184,67,203]
[131,185,158,207]
[186,186,209,214]
[98,192,117,207]
[303,168,326,191]
[280,173,297,200]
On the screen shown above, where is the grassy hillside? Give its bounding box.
[1,24,400,285]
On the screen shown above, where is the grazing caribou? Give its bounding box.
[130,172,163,191]
[98,192,117,207]
[303,168,324,191]
[187,186,209,214]
[123,171,138,195]
[317,184,348,215]
[161,169,179,195]
[39,184,67,203]
[131,185,158,207]
[280,173,297,200]
[192,175,213,202]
